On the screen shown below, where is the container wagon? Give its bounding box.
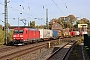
[38,29,52,41]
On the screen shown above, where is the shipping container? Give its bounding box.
[70,31,75,37]
[38,29,52,40]
[82,31,88,34]
[52,30,58,39]
[74,31,79,36]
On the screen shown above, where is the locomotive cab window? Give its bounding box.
[19,30,24,34]
[14,30,18,34]
[14,30,24,34]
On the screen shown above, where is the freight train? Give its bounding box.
[11,28,59,45]
[11,27,87,45]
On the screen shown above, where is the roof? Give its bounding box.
[52,22,62,30]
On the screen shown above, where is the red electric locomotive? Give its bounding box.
[12,28,40,45]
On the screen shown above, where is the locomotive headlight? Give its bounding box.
[13,38,15,39]
[13,35,16,37]
[20,35,23,37]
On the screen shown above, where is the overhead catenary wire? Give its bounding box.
[51,0,65,16]
[0,2,34,18]
[0,1,41,23]
[0,0,76,20]
[0,0,73,17]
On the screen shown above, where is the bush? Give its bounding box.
[76,37,83,45]
[7,29,13,43]
[0,29,13,44]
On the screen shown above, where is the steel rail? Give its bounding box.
[62,41,76,60]
[0,43,47,60]
[46,41,76,60]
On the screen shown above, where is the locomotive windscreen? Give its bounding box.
[14,30,24,34]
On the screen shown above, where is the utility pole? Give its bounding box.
[4,0,8,45]
[46,9,48,29]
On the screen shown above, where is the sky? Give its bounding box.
[0,0,90,26]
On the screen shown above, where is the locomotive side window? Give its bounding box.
[14,30,24,34]
[14,30,18,34]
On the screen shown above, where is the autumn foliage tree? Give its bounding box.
[74,18,90,30]
[49,15,77,30]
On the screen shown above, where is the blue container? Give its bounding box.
[52,30,58,39]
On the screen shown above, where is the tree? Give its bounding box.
[49,14,90,30]
[56,17,64,28]
[0,29,4,43]
[67,15,77,29]
[49,18,57,29]
[32,21,35,28]
[49,15,77,29]
[74,18,90,30]
[49,18,57,25]
[58,17,68,28]
[29,21,35,28]
[0,24,2,29]
[80,18,89,24]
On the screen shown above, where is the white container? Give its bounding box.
[38,29,52,39]
[75,31,79,36]
[82,31,88,34]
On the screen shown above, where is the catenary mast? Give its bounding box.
[4,0,8,45]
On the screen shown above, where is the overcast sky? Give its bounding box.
[0,0,90,26]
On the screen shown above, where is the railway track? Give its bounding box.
[0,41,65,60]
[0,37,80,60]
[0,46,17,53]
[0,43,47,60]
[0,39,60,60]
[46,41,76,60]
